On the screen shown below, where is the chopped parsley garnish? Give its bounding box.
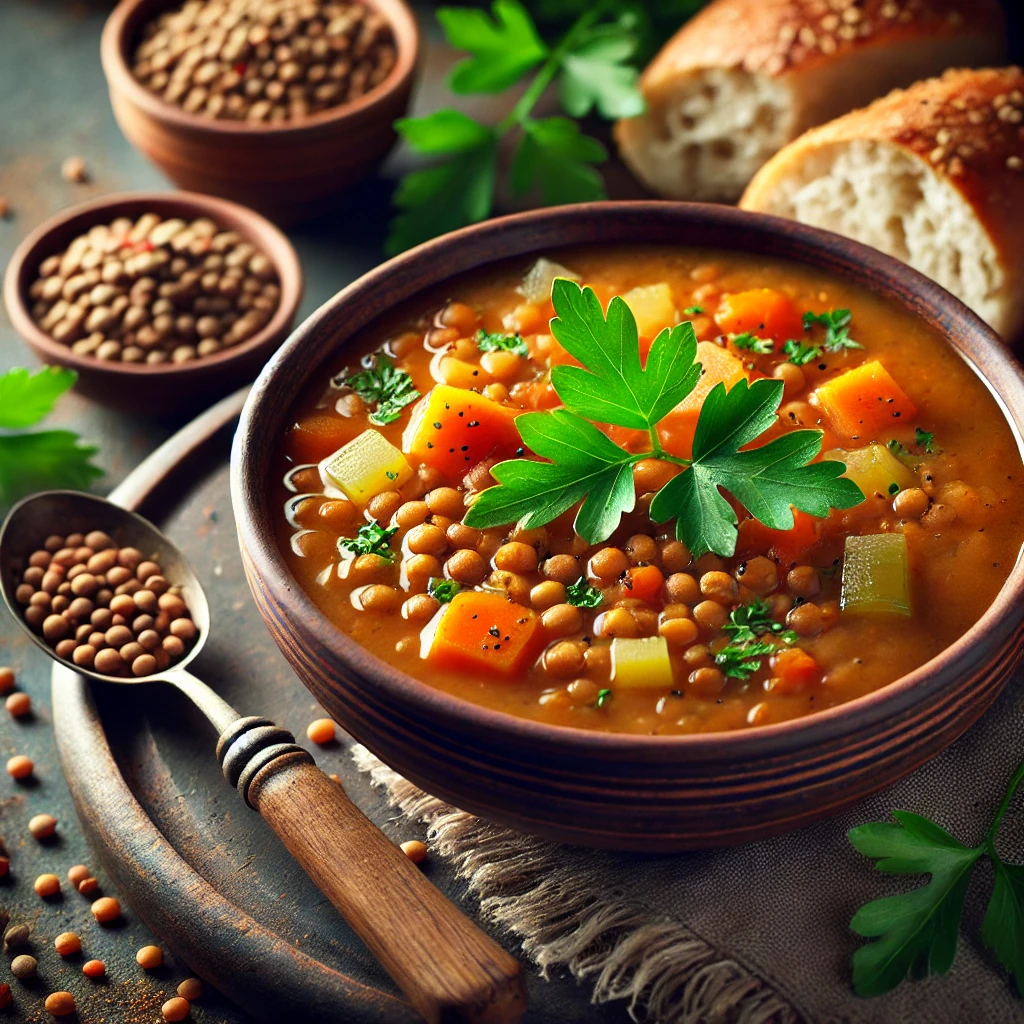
[915,427,936,453]
[888,482,900,495]
[783,339,822,366]
[464,279,863,558]
[732,332,774,354]
[345,352,420,426]
[715,641,777,680]
[338,523,398,563]
[476,329,529,357]
[595,687,612,708]
[887,439,912,459]
[565,576,603,608]
[428,578,461,603]
[722,598,797,646]
[683,305,704,315]
[803,308,862,352]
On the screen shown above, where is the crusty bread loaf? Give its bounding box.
[740,67,1024,340]
[614,0,1006,202]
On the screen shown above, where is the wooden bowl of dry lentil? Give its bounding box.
[100,0,419,223]
[3,191,302,417]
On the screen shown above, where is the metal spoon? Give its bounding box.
[1,490,526,1024]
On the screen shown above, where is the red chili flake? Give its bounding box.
[234,61,247,75]
[140,240,154,252]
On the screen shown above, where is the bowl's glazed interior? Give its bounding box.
[231,202,1024,849]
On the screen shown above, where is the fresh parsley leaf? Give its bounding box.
[464,409,637,543]
[848,811,984,996]
[723,598,796,645]
[595,687,612,708]
[887,439,911,459]
[548,279,701,431]
[509,117,607,206]
[888,482,900,496]
[566,576,603,608]
[649,379,863,558]
[438,0,548,94]
[345,353,420,426]
[916,427,936,454]
[803,308,862,352]
[714,640,775,679]
[477,330,529,357]
[0,430,102,507]
[387,112,498,254]
[982,857,1024,996]
[0,366,77,429]
[732,332,773,355]
[683,306,704,315]
[782,339,821,366]
[558,29,645,119]
[339,523,398,563]
[428,578,461,603]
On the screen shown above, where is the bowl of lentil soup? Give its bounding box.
[3,191,302,416]
[232,202,1024,850]
[100,0,419,223]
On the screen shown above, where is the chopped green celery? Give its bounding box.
[824,443,916,501]
[610,636,674,689]
[841,533,912,616]
[319,429,413,506]
[516,258,580,305]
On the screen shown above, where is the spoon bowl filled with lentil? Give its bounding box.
[233,202,1024,849]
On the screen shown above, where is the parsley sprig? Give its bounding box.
[732,332,774,355]
[464,279,864,557]
[782,339,821,366]
[477,329,529,357]
[849,761,1024,998]
[387,0,645,253]
[428,578,462,603]
[915,427,936,454]
[713,599,796,678]
[803,309,862,352]
[339,523,398,563]
[566,576,603,608]
[345,353,420,426]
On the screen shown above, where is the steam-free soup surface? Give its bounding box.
[273,246,1024,735]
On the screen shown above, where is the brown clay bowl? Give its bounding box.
[231,202,1024,851]
[3,191,302,418]
[100,0,419,224]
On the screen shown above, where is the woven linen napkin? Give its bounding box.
[353,670,1024,1024]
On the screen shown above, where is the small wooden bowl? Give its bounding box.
[232,202,1024,851]
[3,191,303,418]
[100,0,419,224]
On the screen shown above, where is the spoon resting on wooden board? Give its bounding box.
[0,483,526,1024]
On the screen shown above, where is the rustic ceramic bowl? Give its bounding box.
[3,191,302,418]
[100,0,419,224]
[231,202,1024,851]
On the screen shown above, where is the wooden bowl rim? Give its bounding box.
[2,190,303,380]
[232,200,1024,758]
[100,0,420,138]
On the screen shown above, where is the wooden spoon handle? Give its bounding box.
[217,719,527,1024]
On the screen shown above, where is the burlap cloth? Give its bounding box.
[353,671,1024,1024]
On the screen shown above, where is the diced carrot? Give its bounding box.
[812,361,917,441]
[424,592,544,676]
[715,289,803,342]
[403,385,521,478]
[737,509,820,566]
[657,341,749,458]
[768,647,820,695]
[284,412,355,464]
[624,565,664,603]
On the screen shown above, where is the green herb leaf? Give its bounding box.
[477,330,529,357]
[783,339,822,366]
[558,30,645,119]
[566,576,603,608]
[0,367,78,429]
[438,0,548,94]
[650,379,863,558]
[339,523,398,563]
[803,308,862,352]
[848,811,984,996]
[982,858,1024,996]
[732,332,774,355]
[595,687,612,708]
[723,598,796,645]
[548,279,701,430]
[0,431,103,507]
[345,353,420,426]
[915,427,936,454]
[509,117,607,206]
[714,640,776,680]
[465,409,637,543]
[387,112,499,254]
[428,578,462,604]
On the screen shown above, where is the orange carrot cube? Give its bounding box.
[812,361,917,441]
[715,288,803,342]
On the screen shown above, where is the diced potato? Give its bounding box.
[319,429,413,506]
[841,534,911,616]
[621,283,677,338]
[517,258,580,306]
[824,443,916,501]
[610,636,674,689]
[812,361,917,440]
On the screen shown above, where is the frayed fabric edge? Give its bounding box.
[351,744,801,1024]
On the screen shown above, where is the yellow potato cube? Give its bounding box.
[610,636,674,689]
[319,429,413,506]
[824,443,916,502]
[621,283,677,338]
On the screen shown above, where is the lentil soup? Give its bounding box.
[273,246,1024,735]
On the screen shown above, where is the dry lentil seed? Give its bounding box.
[34,873,60,897]
[91,897,121,923]
[400,839,428,863]
[83,959,106,978]
[6,755,33,779]
[46,992,76,1016]
[54,932,82,956]
[4,924,30,951]
[0,667,15,693]
[11,954,37,979]
[68,864,90,886]
[6,692,31,717]
[29,814,57,840]
[78,877,100,896]
[137,944,164,969]
[162,996,191,1022]
[306,718,337,744]
[178,978,204,1000]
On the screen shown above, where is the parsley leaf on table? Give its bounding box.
[338,523,398,563]
[0,366,78,429]
[566,576,603,608]
[438,0,548,94]
[803,308,862,352]
[548,278,701,431]
[732,332,774,355]
[649,378,862,557]
[509,117,607,205]
[345,352,420,425]
[477,330,529,357]
[558,27,645,119]
[782,339,821,366]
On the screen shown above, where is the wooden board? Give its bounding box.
[50,390,628,1024]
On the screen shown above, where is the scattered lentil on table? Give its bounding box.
[29,814,57,840]
[91,896,122,923]
[0,666,14,693]
[34,873,60,898]
[132,0,397,123]
[60,156,88,183]
[178,977,204,1000]
[44,991,76,1017]
[6,691,31,717]
[137,944,164,969]
[6,754,33,780]
[27,214,280,364]
[162,995,191,1022]
[400,839,427,864]
[54,931,82,956]
[10,954,37,979]
[306,717,336,744]
[82,959,107,978]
